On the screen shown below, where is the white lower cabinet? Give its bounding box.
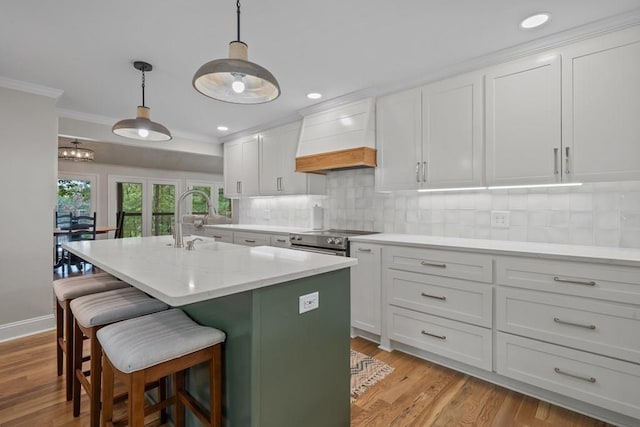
[233,231,271,247]
[497,332,640,420]
[269,234,290,248]
[388,305,492,371]
[350,243,382,337]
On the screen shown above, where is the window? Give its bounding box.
[57,179,92,216]
[186,181,231,218]
[116,182,143,238]
[151,183,175,236]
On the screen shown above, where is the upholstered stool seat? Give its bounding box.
[53,273,128,401]
[98,309,225,427]
[70,287,169,427]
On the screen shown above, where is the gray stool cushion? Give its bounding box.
[71,287,168,328]
[97,309,226,373]
[54,275,129,302]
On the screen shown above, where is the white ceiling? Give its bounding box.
[3,1,640,147]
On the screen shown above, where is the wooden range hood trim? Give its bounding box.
[295,147,377,174]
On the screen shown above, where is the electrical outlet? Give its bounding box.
[299,291,319,314]
[491,210,510,228]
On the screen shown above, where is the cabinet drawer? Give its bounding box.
[385,246,493,283]
[388,306,492,371]
[270,234,291,248]
[234,231,270,247]
[496,287,640,364]
[497,332,640,420]
[207,228,234,243]
[496,256,640,305]
[387,269,492,328]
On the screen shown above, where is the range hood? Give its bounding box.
[295,98,376,173]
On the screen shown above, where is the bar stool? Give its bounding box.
[70,287,169,427]
[98,308,225,427]
[53,273,129,401]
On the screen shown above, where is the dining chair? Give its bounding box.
[65,212,97,273]
[55,212,73,268]
[114,211,126,239]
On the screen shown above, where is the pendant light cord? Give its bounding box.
[141,68,146,107]
[236,0,241,41]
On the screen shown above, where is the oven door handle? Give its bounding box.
[289,246,346,256]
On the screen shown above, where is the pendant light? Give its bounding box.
[112,61,172,141]
[192,0,280,104]
[58,139,95,162]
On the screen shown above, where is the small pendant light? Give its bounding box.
[192,0,280,104]
[112,61,172,141]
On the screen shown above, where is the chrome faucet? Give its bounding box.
[185,237,204,251]
[174,189,213,248]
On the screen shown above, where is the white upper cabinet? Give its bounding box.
[485,54,562,186]
[223,135,260,198]
[260,122,325,196]
[376,72,483,191]
[422,73,484,188]
[561,26,640,183]
[375,87,422,191]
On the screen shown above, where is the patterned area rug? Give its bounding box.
[350,349,394,402]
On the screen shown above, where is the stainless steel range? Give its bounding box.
[288,229,379,256]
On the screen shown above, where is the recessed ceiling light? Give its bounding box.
[306,92,322,100]
[520,13,550,29]
[217,126,229,131]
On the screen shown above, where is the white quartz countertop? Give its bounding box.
[350,233,640,266]
[203,224,311,234]
[63,236,356,306]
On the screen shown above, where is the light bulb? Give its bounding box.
[138,128,149,138]
[232,75,246,94]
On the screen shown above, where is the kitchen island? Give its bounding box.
[63,236,356,427]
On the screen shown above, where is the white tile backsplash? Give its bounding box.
[238,169,640,248]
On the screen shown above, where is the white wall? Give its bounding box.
[239,169,640,249]
[0,86,58,341]
[59,161,223,230]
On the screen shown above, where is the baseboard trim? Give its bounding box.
[0,314,55,343]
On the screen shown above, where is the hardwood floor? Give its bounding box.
[0,330,613,427]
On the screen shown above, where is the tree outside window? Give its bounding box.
[57,179,91,215]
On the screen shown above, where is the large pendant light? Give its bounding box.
[112,61,172,141]
[192,0,280,104]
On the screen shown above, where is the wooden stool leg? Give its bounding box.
[55,299,63,377]
[72,319,83,417]
[64,300,74,401]
[211,345,222,427]
[159,376,168,424]
[101,354,115,427]
[129,371,146,427]
[174,370,186,427]
[89,330,102,427]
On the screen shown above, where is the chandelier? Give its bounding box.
[58,139,95,162]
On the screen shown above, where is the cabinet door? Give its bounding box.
[422,72,484,188]
[375,88,422,191]
[485,54,562,186]
[223,141,243,198]
[260,122,308,196]
[279,123,309,195]
[350,243,382,335]
[562,26,640,182]
[241,136,260,197]
[259,130,283,195]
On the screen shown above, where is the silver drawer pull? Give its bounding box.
[420,261,447,268]
[213,235,223,239]
[421,330,446,340]
[553,317,596,330]
[554,367,596,383]
[421,292,447,301]
[276,239,287,243]
[553,277,596,286]
[357,248,372,253]
[245,239,256,243]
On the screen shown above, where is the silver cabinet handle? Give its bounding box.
[421,292,447,301]
[213,235,223,239]
[357,248,372,253]
[420,260,447,268]
[554,367,596,383]
[565,146,571,175]
[244,239,256,243]
[553,317,596,330]
[553,276,596,286]
[421,330,446,340]
[553,148,559,175]
[276,239,287,243]
[416,162,421,183]
[422,161,427,183]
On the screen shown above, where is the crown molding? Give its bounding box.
[0,76,63,99]
[56,108,218,144]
